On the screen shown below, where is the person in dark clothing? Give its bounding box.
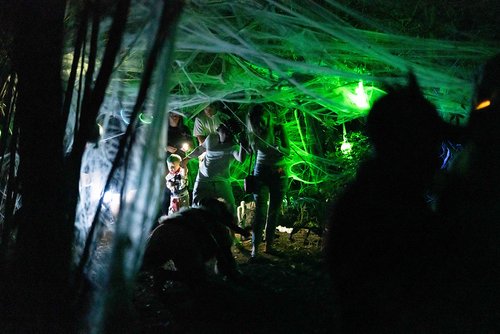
[143,198,250,290]
[165,111,193,159]
[435,53,500,332]
[325,74,454,333]
[246,104,290,258]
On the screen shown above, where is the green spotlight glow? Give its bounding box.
[138,113,153,124]
[351,80,370,109]
[349,81,370,109]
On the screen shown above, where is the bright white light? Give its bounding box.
[98,123,104,137]
[103,190,136,216]
[90,181,104,203]
[277,225,293,233]
[103,191,116,204]
[341,141,352,154]
[349,81,370,109]
[341,123,352,154]
[105,191,121,216]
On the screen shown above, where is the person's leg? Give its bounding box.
[193,180,214,206]
[192,179,201,206]
[251,177,269,257]
[169,196,180,214]
[193,180,219,206]
[214,181,237,217]
[214,181,241,244]
[264,173,286,252]
[161,187,171,215]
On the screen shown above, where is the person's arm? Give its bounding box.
[196,135,206,145]
[165,145,178,154]
[185,142,206,159]
[165,175,175,192]
[233,143,247,163]
[275,124,291,156]
[221,216,251,238]
[192,117,207,145]
[179,168,189,190]
[237,203,244,223]
[238,131,251,154]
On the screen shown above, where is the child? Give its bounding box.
[165,154,189,214]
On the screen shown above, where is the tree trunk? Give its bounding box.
[11,1,74,331]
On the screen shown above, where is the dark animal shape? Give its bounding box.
[142,198,249,290]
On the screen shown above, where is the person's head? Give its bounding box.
[367,73,449,176]
[168,111,184,127]
[247,104,272,137]
[166,154,182,173]
[203,102,217,117]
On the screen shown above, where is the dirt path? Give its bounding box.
[134,230,337,333]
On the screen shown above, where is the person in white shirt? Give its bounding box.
[186,118,247,217]
[192,102,230,145]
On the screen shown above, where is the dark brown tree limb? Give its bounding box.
[62,3,89,130]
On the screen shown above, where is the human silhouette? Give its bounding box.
[165,154,189,214]
[326,74,454,333]
[161,111,193,215]
[246,104,290,258]
[435,53,500,331]
[187,117,247,217]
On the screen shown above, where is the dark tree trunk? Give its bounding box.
[11,1,74,331]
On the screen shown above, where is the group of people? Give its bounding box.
[162,101,290,260]
[326,54,500,333]
[160,53,500,331]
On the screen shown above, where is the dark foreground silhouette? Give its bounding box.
[325,75,458,333]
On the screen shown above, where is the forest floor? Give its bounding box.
[133,229,338,334]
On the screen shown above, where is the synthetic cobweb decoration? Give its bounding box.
[166,0,498,188]
[71,0,164,276]
[65,1,171,329]
[68,0,500,275]
[172,0,498,118]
